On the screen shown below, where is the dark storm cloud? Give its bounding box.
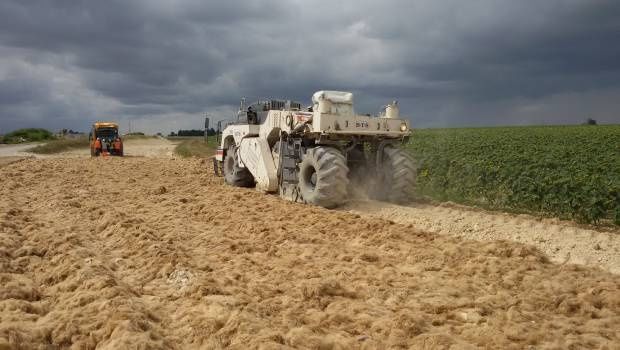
[0,0,619,134]
[402,1,620,101]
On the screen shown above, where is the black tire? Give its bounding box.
[223,145,254,187]
[298,147,349,208]
[380,146,416,203]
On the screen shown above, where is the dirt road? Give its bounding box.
[0,137,175,160]
[123,137,176,158]
[53,137,176,158]
[1,156,619,349]
[0,143,39,158]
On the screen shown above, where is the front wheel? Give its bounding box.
[298,147,349,208]
[223,145,254,187]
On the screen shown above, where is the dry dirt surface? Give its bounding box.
[343,201,620,275]
[0,137,175,161]
[0,144,39,158]
[123,137,176,158]
[0,157,28,168]
[52,137,177,158]
[1,157,619,349]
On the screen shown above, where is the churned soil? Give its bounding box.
[1,157,619,349]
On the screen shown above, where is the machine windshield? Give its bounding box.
[97,127,118,140]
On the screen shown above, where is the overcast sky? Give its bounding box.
[1,0,619,134]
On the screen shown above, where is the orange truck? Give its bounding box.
[90,122,123,157]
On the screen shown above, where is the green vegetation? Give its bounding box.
[174,137,217,158]
[28,137,89,154]
[169,129,216,137]
[408,125,620,225]
[0,128,55,144]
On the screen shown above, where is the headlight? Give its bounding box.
[400,123,408,132]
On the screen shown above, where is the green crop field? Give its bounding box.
[407,125,620,225]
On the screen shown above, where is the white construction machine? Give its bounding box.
[213,91,416,208]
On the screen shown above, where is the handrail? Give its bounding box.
[215,118,247,145]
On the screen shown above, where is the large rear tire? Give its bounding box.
[379,146,416,204]
[223,145,254,187]
[298,147,349,208]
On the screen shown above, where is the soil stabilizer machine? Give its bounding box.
[214,91,415,208]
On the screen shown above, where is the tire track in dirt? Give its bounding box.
[1,157,619,349]
[343,200,620,275]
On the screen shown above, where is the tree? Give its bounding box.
[585,118,597,125]
[177,129,204,136]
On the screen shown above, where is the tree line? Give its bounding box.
[169,128,217,137]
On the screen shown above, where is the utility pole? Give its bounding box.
[204,113,210,143]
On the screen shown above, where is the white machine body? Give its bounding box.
[215,91,412,193]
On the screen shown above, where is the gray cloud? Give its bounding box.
[0,0,619,134]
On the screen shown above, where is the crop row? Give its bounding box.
[407,125,619,225]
